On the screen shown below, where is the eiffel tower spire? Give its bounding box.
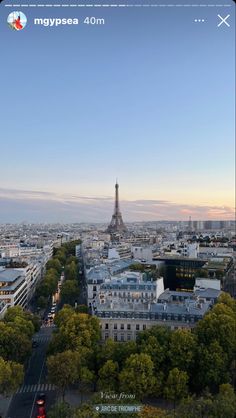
[106,181,127,234]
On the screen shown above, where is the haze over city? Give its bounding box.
[0,186,234,223]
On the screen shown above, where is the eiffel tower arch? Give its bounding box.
[106,181,127,234]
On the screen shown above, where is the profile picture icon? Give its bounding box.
[7,11,27,30]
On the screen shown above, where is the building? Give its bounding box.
[153,256,206,291]
[0,268,28,308]
[17,261,42,303]
[85,259,139,304]
[95,298,212,342]
[108,244,131,260]
[0,300,8,319]
[98,273,164,305]
[194,278,221,291]
[95,284,221,341]
[131,246,153,262]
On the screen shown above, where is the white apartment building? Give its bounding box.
[108,244,131,260]
[98,273,164,306]
[131,246,153,262]
[17,261,42,303]
[181,243,199,258]
[0,244,20,257]
[194,278,221,291]
[0,300,8,319]
[198,246,233,258]
[0,268,28,308]
[95,286,221,342]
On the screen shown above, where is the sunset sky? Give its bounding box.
[0,1,235,222]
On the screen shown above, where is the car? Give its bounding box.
[51,307,56,313]
[37,406,46,418]
[32,340,39,348]
[36,393,46,407]
[47,313,53,318]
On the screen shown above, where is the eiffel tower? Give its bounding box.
[106,181,127,234]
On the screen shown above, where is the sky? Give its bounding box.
[0,0,235,222]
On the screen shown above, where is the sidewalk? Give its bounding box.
[64,389,92,408]
[0,395,12,418]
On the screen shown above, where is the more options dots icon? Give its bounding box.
[7,11,27,30]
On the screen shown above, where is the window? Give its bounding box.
[114,323,117,330]
[127,324,131,330]
[136,324,140,331]
[105,323,109,329]
[127,334,131,341]
[143,324,146,330]
[105,333,109,340]
[120,334,124,342]
[121,323,124,330]
[93,285,97,291]
[114,333,117,341]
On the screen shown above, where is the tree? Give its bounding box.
[37,295,48,309]
[175,385,236,418]
[213,383,236,418]
[6,317,34,339]
[194,304,235,361]
[54,248,67,265]
[98,360,119,392]
[138,405,169,418]
[54,305,74,328]
[175,395,214,418]
[137,325,171,378]
[73,404,99,418]
[168,329,197,374]
[76,305,89,314]
[54,312,100,351]
[46,258,62,274]
[60,280,80,306]
[97,338,117,367]
[164,368,189,409]
[78,367,95,402]
[0,356,24,395]
[139,335,167,372]
[4,306,40,333]
[137,325,171,349]
[48,401,72,418]
[0,322,32,363]
[217,293,236,312]
[36,269,58,299]
[194,341,228,391]
[112,341,137,369]
[65,261,77,281]
[47,350,80,400]
[119,353,156,400]
[66,256,78,265]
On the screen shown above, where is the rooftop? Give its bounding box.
[94,299,211,317]
[0,268,23,282]
[159,288,221,302]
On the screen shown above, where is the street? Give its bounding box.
[7,324,57,418]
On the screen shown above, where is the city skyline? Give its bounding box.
[0,186,234,223]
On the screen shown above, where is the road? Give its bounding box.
[7,324,57,418]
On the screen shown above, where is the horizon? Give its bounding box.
[0,184,234,224]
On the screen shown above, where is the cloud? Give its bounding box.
[0,188,234,223]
